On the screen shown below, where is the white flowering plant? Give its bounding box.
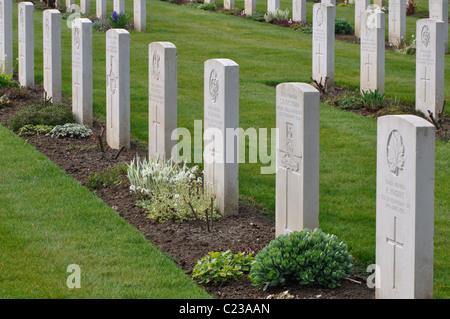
[127,156,219,223]
[50,123,92,139]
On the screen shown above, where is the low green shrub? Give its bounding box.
[197,3,216,11]
[86,164,128,190]
[10,103,75,131]
[0,73,19,89]
[249,229,353,290]
[335,18,353,35]
[92,18,111,32]
[127,156,219,223]
[264,9,290,23]
[18,124,54,137]
[360,89,387,110]
[193,250,255,285]
[50,123,92,139]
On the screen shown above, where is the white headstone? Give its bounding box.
[322,0,336,4]
[312,3,335,91]
[134,0,146,32]
[80,0,90,15]
[72,18,93,126]
[204,59,239,216]
[114,0,125,13]
[106,29,130,150]
[429,0,448,54]
[275,83,320,237]
[354,0,370,38]
[18,2,34,88]
[96,0,106,19]
[43,9,62,103]
[224,0,234,10]
[66,0,75,9]
[244,0,256,16]
[415,19,445,119]
[373,0,385,6]
[388,0,406,47]
[268,0,280,13]
[0,0,13,75]
[376,115,435,299]
[292,0,306,23]
[149,42,177,161]
[360,8,385,94]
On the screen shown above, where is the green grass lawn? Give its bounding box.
[3,0,449,298]
[0,125,211,299]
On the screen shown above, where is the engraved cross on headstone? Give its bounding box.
[279,122,302,232]
[107,56,117,129]
[152,106,161,154]
[315,43,324,74]
[364,53,372,85]
[420,66,430,102]
[73,68,81,113]
[209,134,220,184]
[386,216,404,289]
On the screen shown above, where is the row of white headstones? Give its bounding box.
[2,1,437,299]
[311,0,448,120]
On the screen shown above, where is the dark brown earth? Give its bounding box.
[0,84,378,299]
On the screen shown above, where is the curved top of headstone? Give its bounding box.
[106,28,130,35]
[205,58,239,67]
[378,114,435,128]
[276,82,319,94]
[150,41,177,49]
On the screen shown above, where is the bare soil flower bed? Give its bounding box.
[1,85,378,299]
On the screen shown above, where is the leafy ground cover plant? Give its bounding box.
[0,94,11,108]
[92,18,111,32]
[249,229,353,290]
[10,103,75,131]
[86,164,128,190]
[196,3,216,11]
[0,73,19,89]
[193,250,255,285]
[18,124,54,136]
[264,9,290,23]
[50,123,92,139]
[127,156,219,223]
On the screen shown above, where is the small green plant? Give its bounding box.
[50,123,92,139]
[249,229,353,290]
[0,94,11,108]
[10,103,75,131]
[86,164,128,190]
[335,18,353,35]
[0,73,19,89]
[395,34,416,55]
[18,124,54,136]
[193,250,255,285]
[339,92,363,110]
[289,22,313,34]
[264,9,290,23]
[360,89,387,110]
[93,18,111,32]
[108,11,130,28]
[127,156,219,223]
[196,3,216,11]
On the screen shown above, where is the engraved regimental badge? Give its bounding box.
[209,69,219,103]
[386,130,405,176]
